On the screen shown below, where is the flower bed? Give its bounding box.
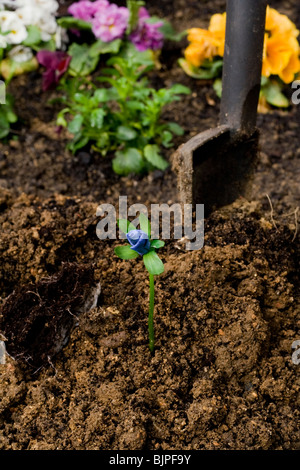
[0,0,299,451]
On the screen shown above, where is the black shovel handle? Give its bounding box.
[220,0,267,135]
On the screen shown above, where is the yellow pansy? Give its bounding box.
[183,6,300,84]
[208,12,226,56]
[265,6,299,37]
[185,29,222,67]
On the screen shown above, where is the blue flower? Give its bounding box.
[127,229,151,256]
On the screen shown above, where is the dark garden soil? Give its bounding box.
[0,0,299,450]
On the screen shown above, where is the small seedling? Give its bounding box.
[115,213,164,353]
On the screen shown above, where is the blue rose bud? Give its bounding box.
[127,229,151,256]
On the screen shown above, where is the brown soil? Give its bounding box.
[0,0,299,450]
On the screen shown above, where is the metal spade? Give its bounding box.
[174,0,268,214]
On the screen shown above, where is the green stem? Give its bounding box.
[148,273,155,354]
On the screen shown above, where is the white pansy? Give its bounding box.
[0,0,63,47]
[15,0,59,42]
[38,14,58,41]
[0,35,7,48]
[15,0,58,19]
[54,26,68,50]
[8,44,33,62]
[21,0,58,15]
[0,10,28,44]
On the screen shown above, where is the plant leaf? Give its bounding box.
[23,25,41,46]
[112,148,144,175]
[139,213,151,237]
[262,80,289,108]
[213,78,222,98]
[117,219,136,235]
[90,108,105,128]
[127,0,145,34]
[116,125,137,141]
[166,122,184,136]
[114,245,139,260]
[0,114,10,139]
[94,88,118,102]
[143,250,164,275]
[144,144,169,171]
[168,84,191,95]
[150,239,165,249]
[68,43,99,76]
[161,130,173,148]
[158,20,186,42]
[89,39,122,57]
[179,58,222,80]
[57,17,92,31]
[67,114,83,134]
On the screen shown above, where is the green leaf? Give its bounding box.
[68,114,83,134]
[118,43,155,68]
[169,84,191,95]
[150,239,165,249]
[23,25,41,46]
[116,125,137,141]
[37,38,56,52]
[157,19,186,42]
[57,17,92,31]
[144,144,169,171]
[117,219,136,235]
[94,88,118,102]
[143,250,164,275]
[262,80,289,108]
[261,76,269,87]
[0,56,38,80]
[166,122,184,136]
[126,100,144,111]
[96,132,109,150]
[89,39,122,57]
[139,213,151,237]
[0,114,10,139]
[68,43,99,76]
[112,148,144,175]
[68,135,89,153]
[74,92,90,105]
[127,0,145,34]
[57,114,67,127]
[179,58,222,80]
[6,110,17,123]
[115,245,139,260]
[213,78,222,98]
[90,108,105,128]
[161,130,173,148]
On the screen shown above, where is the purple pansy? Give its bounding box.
[92,3,129,42]
[68,0,109,22]
[127,229,151,256]
[129,7,164,51]
[37,50,71,91]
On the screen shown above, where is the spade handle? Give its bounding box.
[220,0,268,135]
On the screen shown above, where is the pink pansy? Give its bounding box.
[37,50,71,91]
[68,0,109,22]
[92,3,129,42]
[130,7,164,51]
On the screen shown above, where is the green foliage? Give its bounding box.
[179,58,223,79]
[67,40,122,76]
[143,250,164,275]
[0,93,18,139]
[127,0,145,34]
[260,77,290,108]
[58,48,190,174]
[57,16,92,31]
[214,75,290,108]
